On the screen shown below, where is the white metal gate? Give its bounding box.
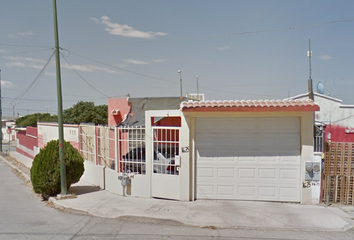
[151,126,181,200]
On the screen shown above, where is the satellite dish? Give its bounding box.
[317,82,324,94]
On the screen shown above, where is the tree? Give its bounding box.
[15,113,57,127]
[30,140,84,198]
[63,101,108,125]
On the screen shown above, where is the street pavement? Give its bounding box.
[4,150,354,232]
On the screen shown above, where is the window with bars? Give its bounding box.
[314,125,324,152]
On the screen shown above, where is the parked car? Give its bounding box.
[121,145,179,175]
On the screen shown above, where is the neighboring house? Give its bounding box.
[16,122,80,159]
[290,92,354,151]
[1,117,16,143]
[108,96,186,127]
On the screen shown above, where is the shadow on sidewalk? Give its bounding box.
[68,185,101,196]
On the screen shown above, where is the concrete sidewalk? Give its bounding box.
[3,151,354,231]
[49,180,354,231]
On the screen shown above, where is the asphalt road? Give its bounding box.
[1,160,354,240]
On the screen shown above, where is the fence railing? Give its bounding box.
[79,125,146,173]
[323,141,354,205]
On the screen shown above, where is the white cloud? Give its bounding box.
[4,55,119,74]
[6,62,26,67]
[44,71,56,77]
[1,80,14,89]
[217,46,231,51]
[8,31,34,38]
[4,56,46,69]
[4,56,45,63]
[123,59,149,65]
[61,62,119,74]
[319,55,332,60]
[0,49,6,53]
[89,17,99,23]
[17,31,34,36]
[61,62,94,72]
[92,16,167,39]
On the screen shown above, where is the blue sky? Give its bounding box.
[1,0,354,116]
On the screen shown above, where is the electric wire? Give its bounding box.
[62,18,354,47]
[2,18,354,48]
[65,49,285,98]
[64,48,179,85]
[61,55,109,98]
[11,50,55,102]
[0,48,53,56]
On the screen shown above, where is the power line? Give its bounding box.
[0,48,53,56]
[65,49,179,84]
[61,55,109,98]
[60,18,354,47]
[65,49,288,98]
[0,43,52,48]
[11,50,55,102]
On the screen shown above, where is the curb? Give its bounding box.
[0,155,31,182]
[49,197,92,216]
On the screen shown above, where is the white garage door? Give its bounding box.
[196,117,301,202]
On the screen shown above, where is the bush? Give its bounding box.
[30,140,85,198]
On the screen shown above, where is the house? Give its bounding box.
[16,123,80,159]
[290,92,354,151]
[108,97,186,127]
[1,117,16,143]
[143,99,319,203]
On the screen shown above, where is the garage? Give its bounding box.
[195,117,301,202]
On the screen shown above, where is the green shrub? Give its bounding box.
[30,140,85,198]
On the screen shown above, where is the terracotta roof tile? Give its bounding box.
[181,99,319,112]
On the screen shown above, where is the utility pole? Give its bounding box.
[178,70,182,98]
[8,101,19,117]
[53,0,67,195]
[307,39,314,100]
[0,69,2,152]
[196,75,202,100]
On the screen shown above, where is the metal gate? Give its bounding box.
[151,126,181,200]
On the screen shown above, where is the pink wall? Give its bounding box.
[325,124,354,142]
[16,128,38,159]
[26,126,38,137]
[17,129,38,150]
[108,98,131,126]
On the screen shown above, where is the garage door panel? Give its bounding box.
[217,168,235,178]
[279,187,300,199]
[198,167,214,178]
[196,117,301,202]
[217,185,235,196]
[260,118,300,133]
[196,133,300,152]
[238,185,256,197]
[258,168,277,179]
[259,186,277,197]
[238,168,256,178]
[279,168,300,180]
[198,185,215,196]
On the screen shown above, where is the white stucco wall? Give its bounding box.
[37,123,79,148]
[81,161,105,189]
[105,169,151,198]
[292,93,354,128]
